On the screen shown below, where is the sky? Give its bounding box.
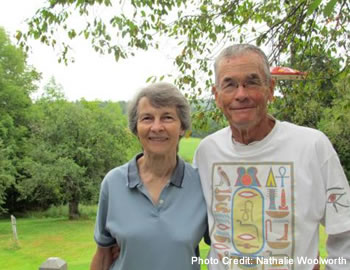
[0,0,177,102]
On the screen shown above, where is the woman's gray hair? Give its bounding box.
[128,82,191,136]
[214,44,271,86]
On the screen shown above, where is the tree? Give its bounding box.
[0,140,14,214]
[17,0,349,129]
[317,72,350,183]
[0,27,39,214]
[22,79,140,219]
[271,44,345,128]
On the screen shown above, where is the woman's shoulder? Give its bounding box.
[102,162,130,185]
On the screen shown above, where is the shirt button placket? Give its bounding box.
[157,198,164,212]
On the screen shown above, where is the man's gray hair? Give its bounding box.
[128,82,191,135]
[214,44,271,86]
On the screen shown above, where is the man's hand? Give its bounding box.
[111,245,120,261]
[90,245,120,270]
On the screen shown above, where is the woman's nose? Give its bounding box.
[150,119,164,131]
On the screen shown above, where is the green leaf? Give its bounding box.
[209,32,217,42]
[15,30,22,41]
[323,0,338,17]
[146,76,154,83]
[68,29,76,39]
[307,0,322,15]
[83,30,89,39]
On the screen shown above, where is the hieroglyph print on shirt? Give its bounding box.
[326,187,350,213]
[211,162,295,269]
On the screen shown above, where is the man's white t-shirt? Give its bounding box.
[194,120,350,270]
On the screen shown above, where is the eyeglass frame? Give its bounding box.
[217,74,269,94]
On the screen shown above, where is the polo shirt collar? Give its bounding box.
[128,153,185,188]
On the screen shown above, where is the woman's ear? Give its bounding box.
[180,129,185,137]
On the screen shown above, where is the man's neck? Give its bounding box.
[231,116,275,145]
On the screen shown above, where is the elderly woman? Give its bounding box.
[90,82,207,270]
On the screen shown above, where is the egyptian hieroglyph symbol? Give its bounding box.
[232,167,264,255]
[327,187,350,213]
[265,219,291,249]
[217,166,231,187]
[265,167,290,219]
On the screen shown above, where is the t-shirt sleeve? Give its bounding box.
[319,136,350,234]
[94,178,117,247]
[326,230,350,269]
[192,148,199,168]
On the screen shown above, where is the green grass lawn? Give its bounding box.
[0,137,328,269]
[0,217,96,270]
[179,137,201,163]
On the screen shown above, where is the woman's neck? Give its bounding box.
[137,153,177,182]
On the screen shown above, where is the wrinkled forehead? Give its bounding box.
[137,96,178,115]
[217,54,266,82]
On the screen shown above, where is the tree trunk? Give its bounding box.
[68,200,80,220]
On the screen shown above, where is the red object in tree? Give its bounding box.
[270,66,307,80]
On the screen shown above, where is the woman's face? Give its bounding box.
[136,97,184,157]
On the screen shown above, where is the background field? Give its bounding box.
[179,137,201,163]
[0,137,327,270]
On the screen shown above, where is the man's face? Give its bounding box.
[213,53,274,133]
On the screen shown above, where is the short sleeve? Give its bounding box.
[94,178,117,247]
[192,149,199,168]
[320,137,350,234]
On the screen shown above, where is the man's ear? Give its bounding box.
[212,85,221,108]
[212,85,216,95]
[267,78,275,102]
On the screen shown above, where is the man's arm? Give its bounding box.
[90,245,119,270]
[326,230,350,270]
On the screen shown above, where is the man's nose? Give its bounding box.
[234,84,249,100]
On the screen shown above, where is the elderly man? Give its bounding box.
[194,44,350,270]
